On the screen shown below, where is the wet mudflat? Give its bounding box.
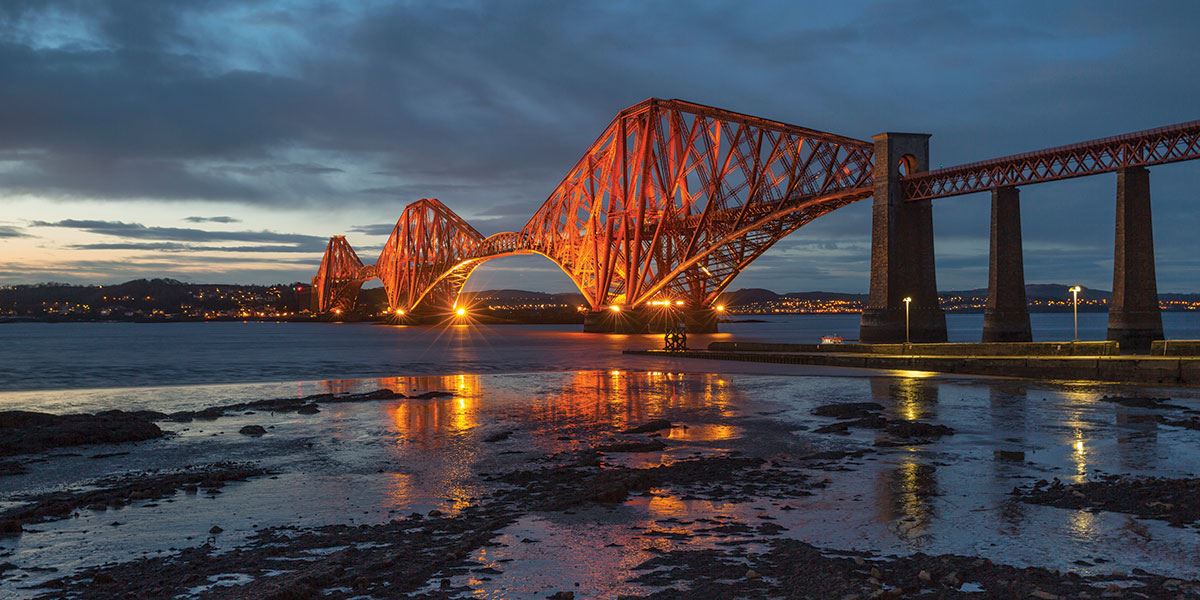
[3,370,1200,598]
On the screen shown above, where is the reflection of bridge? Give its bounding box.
[314,97,1199,348]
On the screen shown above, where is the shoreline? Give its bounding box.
[3,370,1200,597]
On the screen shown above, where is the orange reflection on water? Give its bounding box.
[664,423,740,442]
[877,453,938,547]
[382,374,484,444]
[528,371,737,434]
[873,376,940,422]
[645,489,687,519]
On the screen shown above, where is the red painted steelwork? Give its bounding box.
[313,98,875,314]
[903,120,1200,201]
[311,235,366,313]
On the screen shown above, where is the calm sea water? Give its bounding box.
[0,312,1195,394]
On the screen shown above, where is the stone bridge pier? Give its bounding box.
[1108,166,1163,352]
[982,186,1032,342]
[859,132,947,343]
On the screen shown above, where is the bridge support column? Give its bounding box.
[1107,166,1163,353]
[982,187,1032,342]
[859,132,947,343]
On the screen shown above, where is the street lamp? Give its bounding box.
[903,297,912,345]
[1069,285,1082,341]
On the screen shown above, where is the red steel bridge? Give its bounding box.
[312,98,1199,344]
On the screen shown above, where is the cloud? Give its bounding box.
[0,225,29,238]
[210,163,345,177]
[183,216,241,223]
[2,1,1199,290]
[32,219,324,245]
[348,223,396,236]
[68,242,323,253]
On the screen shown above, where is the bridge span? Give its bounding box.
[312,98,1199,350]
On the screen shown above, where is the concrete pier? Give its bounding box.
[982,187,1032,342]
[859,132,947,343]
[1107,166,1163,353]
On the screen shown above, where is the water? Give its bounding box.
[3,314,1200,596]
[3,370,1200,596]
[1,313,1195,396]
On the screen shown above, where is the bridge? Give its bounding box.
[312,98,1200,350]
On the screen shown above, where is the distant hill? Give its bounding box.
[941,284,1112,300]
[459,289,587,305]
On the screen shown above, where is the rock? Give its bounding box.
[745,569,760,579]
[92,572,115,585]
[296,404,321,415]
[918,570,931,582]
[594,440,667,453]
[884,421,955,439]
[622,419,672,434]
[238,425,267,436]
[0,519,22,536]
[0,460,27,476]
[1030,589,1058,599]
[0,410,163,456]
[812,402,885,419]
[484,431,513,443]
[994,450,1025,462]
[209,525,223,535]
[548,592,574,600]
[411,391,455,399]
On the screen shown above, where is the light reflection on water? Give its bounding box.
[5,312,1198,394]
[4,367,1200,595]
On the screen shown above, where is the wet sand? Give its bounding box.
[3,370,1200,598]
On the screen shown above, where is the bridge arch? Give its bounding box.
[312,98,876,316]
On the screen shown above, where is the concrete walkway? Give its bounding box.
[624,346,1200,386]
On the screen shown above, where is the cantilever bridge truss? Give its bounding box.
[313,98,1200,315]
[312,98,876,314]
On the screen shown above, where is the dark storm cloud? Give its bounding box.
[348,223,395,236]
[183,216,241,224]
[2,1,1198,289]
[68,241,323,253]
[212,163,345,177]
[31,219,326,249]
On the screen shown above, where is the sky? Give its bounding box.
[0,0,1197,293]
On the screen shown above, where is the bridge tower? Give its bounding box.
[981,186,1032,342]
[860,132,947,343]
[1108,166,1163,352]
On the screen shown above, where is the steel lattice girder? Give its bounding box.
[902,119,1200,201]
[312,98,876,314]
[311,236,366,313]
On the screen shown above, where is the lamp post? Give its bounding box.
[903,297,912,345]
[1068,286,1082,341]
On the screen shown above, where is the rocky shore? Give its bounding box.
[3,373,1200,598]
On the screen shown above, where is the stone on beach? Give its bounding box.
[0,410,163,456]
